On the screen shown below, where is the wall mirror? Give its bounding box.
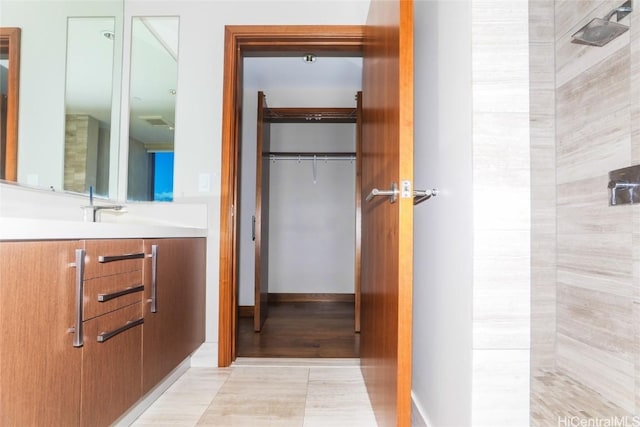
[63,17,116,197]
[0,0,123,198]
[0,27,20,182]
[127,16,179,202]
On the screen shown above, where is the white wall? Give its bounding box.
[267,123,355,295]
[412,1,474,425]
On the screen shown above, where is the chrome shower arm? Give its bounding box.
[604,1,632,22]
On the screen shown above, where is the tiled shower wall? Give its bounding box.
[530,0,557,372]
[531,0,640,415]
[471,1,531,424]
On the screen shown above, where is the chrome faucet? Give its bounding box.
[82,186,125,222]
[88,205,125,222]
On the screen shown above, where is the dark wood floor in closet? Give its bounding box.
[237,301,359,358]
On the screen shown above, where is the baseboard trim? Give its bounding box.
[238,305,254,318]
[268,293,355,303]
[114,357,190,426]
[411,391,430,427]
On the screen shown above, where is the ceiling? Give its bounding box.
[244,56,362,91]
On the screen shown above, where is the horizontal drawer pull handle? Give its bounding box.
[97,285,144,302]
[97,317,144,343]
[98,252,145,263]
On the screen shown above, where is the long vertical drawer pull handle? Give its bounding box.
[73,249,85,348]
[151,244,159,313]
[97,284,144,302]
[98,252,145,263]
[97,318,144,343]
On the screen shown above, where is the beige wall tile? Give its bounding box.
[557,232,633,297]
[557,284,634,359]
[557,176,632,234]
[473,1,530,114]
[530,0,558,378]
[556,47,630,121]
[557,333,634,413]
[472,349,531,427]
[554,0,601,40]
[531,369,632,425]
[556,108,631,184]
[472,0,531,422]
[555,0,631,87]
[532,193,556,234]
[533,0,639,417]
[631,4,640,164]
[529,1,555,43]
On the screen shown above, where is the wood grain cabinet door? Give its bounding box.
[80,302,143,427]
[142,238,206,393]
[0,241,82,426]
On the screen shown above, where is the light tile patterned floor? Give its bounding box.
[131,358,377,427]
[531,369,633,427]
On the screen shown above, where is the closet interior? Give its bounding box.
[237,91,362,358]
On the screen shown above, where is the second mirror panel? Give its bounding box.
[63,17,116,197]
[127,16,178,202]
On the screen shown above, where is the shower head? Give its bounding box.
[572,19,629,46]
[571,1,632,47]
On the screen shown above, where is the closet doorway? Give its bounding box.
[236,62,363,358]
[218,14,415,424]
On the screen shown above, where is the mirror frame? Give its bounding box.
[0,27,20,182]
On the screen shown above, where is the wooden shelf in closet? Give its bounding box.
[264,107,357,123]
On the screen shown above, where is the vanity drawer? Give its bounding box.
[84,239,144,279]
[84,270,144,320]
[81,302,143,427]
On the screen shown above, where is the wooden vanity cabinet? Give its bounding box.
[142,238,206,393]
[0,237,205,426]
[0,241,82,427]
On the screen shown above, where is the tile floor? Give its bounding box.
[131,358,377,427]
[530,368,633,427]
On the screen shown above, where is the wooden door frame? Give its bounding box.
[217,25,365,367]
[0,27,21,182]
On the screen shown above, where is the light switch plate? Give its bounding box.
[198,173,210,192]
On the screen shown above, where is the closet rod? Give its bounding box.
[264,152,356,158]
[266,154,356,161]
[265,152,356,161]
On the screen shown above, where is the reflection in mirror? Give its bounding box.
[127,17,179,202]
[0,27,20,182]
[63,18,116,196]
[2,1,122,196]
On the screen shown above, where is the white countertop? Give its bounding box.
[0,218,207,240]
